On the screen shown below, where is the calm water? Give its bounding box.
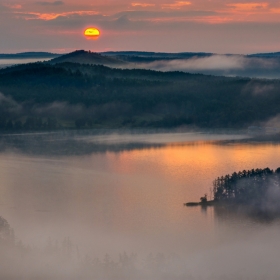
[1,131,280,279]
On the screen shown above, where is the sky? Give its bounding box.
[1,0,280,54]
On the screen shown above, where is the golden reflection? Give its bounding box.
[106,142,229,176]
[107,142,280,177]
[104,142,280,230]
[229,144,280,165]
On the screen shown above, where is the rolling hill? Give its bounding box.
[1,61,280,130]
[50,50,126,66]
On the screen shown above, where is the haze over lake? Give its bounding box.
[0,58,52,67]
[1,131,280,279]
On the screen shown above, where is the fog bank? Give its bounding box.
[2,214,280,280]
[132,55,280,79]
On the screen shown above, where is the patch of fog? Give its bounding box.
[0,58,52,65]
[139,55,246,71]
[1,129,247,145]
[0,92,23,115]
[263,114,280,129]
[126,55,280,79]
[0,93,133,121]
[1,215,280,280]
[242,81,276,96]
[0,64,11,69]
[76,131,248,145]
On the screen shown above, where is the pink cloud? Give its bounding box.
[3,3,22,9]
[227,2,269,10]
[131,3,155,7]
[162,1,191,9]
[15,10,98,20]
[270,8,280,13]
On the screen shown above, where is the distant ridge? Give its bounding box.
[2,51,280,60]
[248,52,280,58]
[0,52,60,59]
[101,51,213,63]
[102,51,213,57]
[50,50,125,66]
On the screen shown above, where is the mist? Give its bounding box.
[0,130,248,156]
[2,211,280,280]
[1,132,280,279]
[131,55,280,79]
[0,91,133,125]
[0,58,53,66]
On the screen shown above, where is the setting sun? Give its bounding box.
[84,27,100,39]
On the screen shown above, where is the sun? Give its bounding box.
[84,27,100,40]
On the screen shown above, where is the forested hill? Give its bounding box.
[50,50,125,66]
[102,51,213,62]
[0,61,280,130]
[248,52,280,58]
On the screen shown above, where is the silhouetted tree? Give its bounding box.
[212,167,278,203]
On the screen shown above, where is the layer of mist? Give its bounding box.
[1,132,280,280]
[0,58,53,66]
[0,130,248,156]
[0,91,135,128]
[130,55,280,79]
[2,211,280,280]
[2,53,280,79]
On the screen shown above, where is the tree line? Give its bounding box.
[213,167,280,203]
[0,117,58,131]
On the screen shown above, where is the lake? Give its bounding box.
[1,131,280,279]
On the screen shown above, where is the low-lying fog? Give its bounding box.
[2,54,280,79]
[1,130,280,279]
[130,55,280,79]
[0,58,52,67]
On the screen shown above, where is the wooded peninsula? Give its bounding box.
[187,167,280,217]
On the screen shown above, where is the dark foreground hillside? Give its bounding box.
[0,61,280,130]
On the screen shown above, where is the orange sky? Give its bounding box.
[1,0,280,53]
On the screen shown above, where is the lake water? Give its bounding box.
[1,131,280,279]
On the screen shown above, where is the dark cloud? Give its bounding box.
[36,1,64,6]
[113,14,131,26]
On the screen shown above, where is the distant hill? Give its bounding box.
[102,51,213,58]
[1,61,280,130]
[50,50,126,66]
[0,52,60,59]
[248,52,280,58]
[102,51,213,63]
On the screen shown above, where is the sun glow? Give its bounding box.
[84,27,100,39]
